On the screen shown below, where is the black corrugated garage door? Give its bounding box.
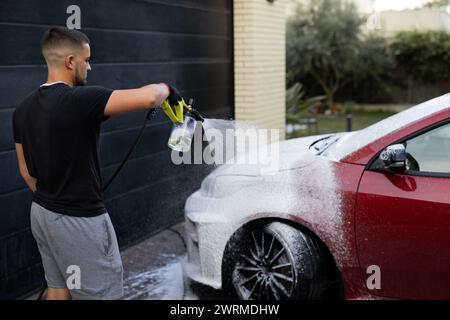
[0,0,233,299]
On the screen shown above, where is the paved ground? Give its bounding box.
[25,222,226,300]
[120,222,225,300]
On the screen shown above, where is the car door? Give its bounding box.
[355,122,450,299]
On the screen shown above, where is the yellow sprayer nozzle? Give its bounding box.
[162,99,184,125]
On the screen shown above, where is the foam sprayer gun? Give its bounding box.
[101,96,205,193]
[161,97,205,152]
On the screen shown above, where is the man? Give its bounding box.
[12,27,181,300]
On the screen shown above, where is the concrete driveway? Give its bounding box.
[121,222,226,300]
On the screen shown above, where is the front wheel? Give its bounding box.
[225,222,329,300]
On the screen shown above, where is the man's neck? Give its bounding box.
[46,72,74,87]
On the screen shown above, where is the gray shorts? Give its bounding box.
[30,202,123,300]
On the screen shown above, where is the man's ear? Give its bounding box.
[64,55,75,70]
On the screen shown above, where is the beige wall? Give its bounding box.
[373,9,450,36]
[234,0,287,140]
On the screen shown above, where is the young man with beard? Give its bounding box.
[12,27,181,300]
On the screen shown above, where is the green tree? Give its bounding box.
[286,82,324,124]
[391,31,450,82]
[287,0,364,110]
[348,35,395,103]
[287,0,392,110]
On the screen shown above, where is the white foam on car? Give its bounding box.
[185,133,350,286]
[186,95,450,290]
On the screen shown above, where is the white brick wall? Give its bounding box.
[234,0,287,140]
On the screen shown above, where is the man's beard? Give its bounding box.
[74,71,87,86]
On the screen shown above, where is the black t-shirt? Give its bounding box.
[12,83,113,217]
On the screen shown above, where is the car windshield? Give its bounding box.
[326,93,450,160]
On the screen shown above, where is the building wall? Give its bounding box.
[374,9,450,36]
[233,0,286,140]
[0,0,233,299]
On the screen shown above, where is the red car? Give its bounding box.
[184,94,450,300]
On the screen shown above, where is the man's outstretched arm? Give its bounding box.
[15,143,37,193]
[104,83,170,117]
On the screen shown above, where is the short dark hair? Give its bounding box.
[41,27,90,60]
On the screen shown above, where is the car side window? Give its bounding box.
[405,122,450,174]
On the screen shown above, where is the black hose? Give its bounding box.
[167,227,187,250]
[102,108,158,193]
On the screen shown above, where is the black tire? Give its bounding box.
[224,222,329,300]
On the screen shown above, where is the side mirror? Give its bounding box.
[379,144,406,173]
